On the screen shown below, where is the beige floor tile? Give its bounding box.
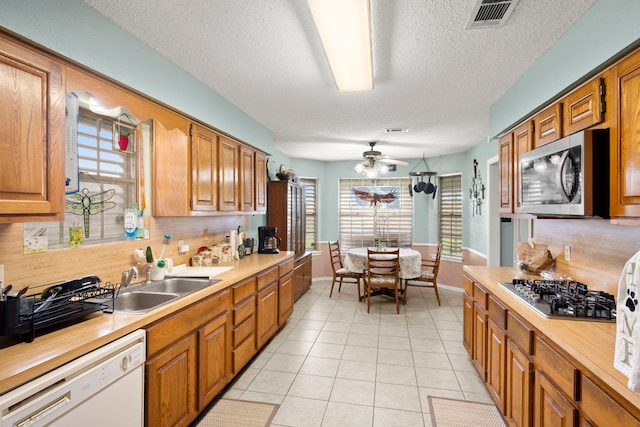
[275,339,314,356]
[304,310,332,321]
[299,356,341,377]
[342,345,378,363]
[373,407,425,427]
[322,402,374,427]
[296,319,327,331]
[287,327,321,342]
[229,367,260,390]
[330,378,375,406]
[376,363,418,386]
[316,330,349,345]
[410,337,447,354]
[239,390,285,404]
[245,369,296,395]
[309,342,345,359]
[455,369,490,394]
[374,383,422,412]
[263,353,306,373]
[415,367,461,390]
[347,332,379,348]
[272,396,328,427]
[448,353,476,372]
[378,348,414,366]
[322,320,352,333]
[379,323,409,338]
[417,387,465,410]
[412,351,452,370]
[350,322,380,335]
[441,339,468,355]
[288,374,335,400]
[337,359,377,382]
[378,335,411,350]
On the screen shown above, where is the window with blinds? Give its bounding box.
[299,177,317,250]
[439,174,462,257]
[339,177,412,251]
[24,109,137,247]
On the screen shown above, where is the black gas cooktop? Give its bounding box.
[499,279,616,322]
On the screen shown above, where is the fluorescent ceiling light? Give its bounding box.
[308,0,373,92]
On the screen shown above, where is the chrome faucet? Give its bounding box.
[133,262,153,285]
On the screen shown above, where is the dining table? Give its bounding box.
[344,247,422,279]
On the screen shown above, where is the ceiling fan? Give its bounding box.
[362,141,409,167]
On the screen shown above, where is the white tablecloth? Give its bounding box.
[344,247,422,279]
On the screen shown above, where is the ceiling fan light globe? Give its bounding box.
[366,168,378,179]
[379,164,389,174]
[354,163,365,173]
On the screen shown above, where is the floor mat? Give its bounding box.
[194,398,279,427]
[428,396,506,427]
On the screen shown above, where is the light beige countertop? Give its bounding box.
[0,252,294,395]
[463,265,640,411]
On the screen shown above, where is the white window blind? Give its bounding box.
[339,178,412,251]
[439,174,462,257]
[24,110,137,247]
[299,177,317,250]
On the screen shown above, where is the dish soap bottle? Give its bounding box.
[124,208,137,240]
[136,206,146,240]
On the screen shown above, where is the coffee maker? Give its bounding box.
[258,226,281,254]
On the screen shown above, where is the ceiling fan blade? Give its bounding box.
[379,158,409,166]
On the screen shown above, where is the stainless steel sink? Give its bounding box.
[114,278,221,314]
[144,278,219,294]
[114,291,179,314]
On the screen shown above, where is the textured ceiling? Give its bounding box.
[83,0,598,162]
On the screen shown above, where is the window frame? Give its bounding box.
[439,173,463,259]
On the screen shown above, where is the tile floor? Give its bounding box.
[223,278,494,427]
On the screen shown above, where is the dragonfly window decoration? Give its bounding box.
[65,188,117,238]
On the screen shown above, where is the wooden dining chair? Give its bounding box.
[403,243,442,305]
[363,248,401,314]
[329,241,362,299]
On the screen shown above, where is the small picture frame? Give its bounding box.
[113,122,136,153]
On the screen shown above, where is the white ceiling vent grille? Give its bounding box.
[466,0,519,29]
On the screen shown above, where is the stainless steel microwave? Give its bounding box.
[519,129,609,216]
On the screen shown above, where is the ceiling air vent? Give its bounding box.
[466,0,519,29]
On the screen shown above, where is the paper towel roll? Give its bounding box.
[230,230,238,259]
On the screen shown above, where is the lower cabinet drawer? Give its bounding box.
[233,315,254,347]
[581,375,640,427]
[536,337,579,400]
[233,333,256,374]
[234,297,255,326]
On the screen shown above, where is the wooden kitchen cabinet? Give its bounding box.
[154,120,190,216]
[498,133,514,214]
[534,370,578,427]
[145,289,231,427]
[471,282,489,379]
[0,34,65,222]
[268,181,306,255]
[254,151,267,212]
[218,136,239,212]
[580,375,640,427]
[462,276,474,354]
[562,76,606,136]
[256,266,279,349]
[190,123,218,212]
[231,276,257,375]
[506,338,533,427]
[146,334,198,427]
[239,145,255,211]
[197,309,231,410]
[486,296,507,414]
[533,103,563,149]
[294,252,312,301]
[611,50,640,219]
[513,121,533,212]
[278,259,295,326]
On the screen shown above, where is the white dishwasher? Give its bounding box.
[0,329,146,427]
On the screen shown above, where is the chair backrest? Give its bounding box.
[387,238,399,247]
[366,248,400,283]
[422,243,442,278]
[329,241,344,273]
